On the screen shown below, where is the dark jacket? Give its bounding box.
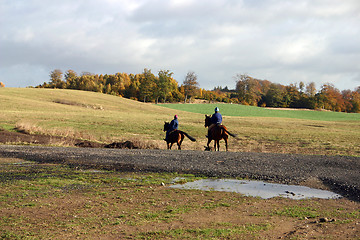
[211,112,222,124]
[168,118,179,132]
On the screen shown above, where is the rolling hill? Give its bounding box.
[0,88,359,155]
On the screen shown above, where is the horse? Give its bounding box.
[163,122,196,150]
[204,115,237,151]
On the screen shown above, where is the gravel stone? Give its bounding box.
[0,145,359,201]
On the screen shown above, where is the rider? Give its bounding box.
[165,115,179,141]
[207,107,222,138]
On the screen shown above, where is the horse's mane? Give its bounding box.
[205,115,212,127]
[164,121,170,131]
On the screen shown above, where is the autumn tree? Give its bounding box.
[156,70,174,103]
[283,84,300,107]
[0,82,4,87]
[317,83,345,112]
[298,81,305,93]
[263,83,285,107]
[342,88,360,113]
[182,71,199,103]
[305,82,316,96]
[64,70,78,89]
[124,74,141,100]
[235,74,263,106]
[49,69,65,88]
[139,69,157,102]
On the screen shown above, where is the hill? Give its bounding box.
[0,88,359,155]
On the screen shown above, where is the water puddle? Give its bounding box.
[170,178,342,200]
[81,169,106,173]
[7,161,35,165]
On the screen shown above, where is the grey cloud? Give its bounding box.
[1,0,359,90]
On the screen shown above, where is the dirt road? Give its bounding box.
[0,145,359,201]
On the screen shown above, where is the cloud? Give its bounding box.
[1,0,359,91]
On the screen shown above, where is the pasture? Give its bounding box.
[1,88,359,155]
[159,102,360,121]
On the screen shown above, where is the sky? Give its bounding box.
[1,0,360,91]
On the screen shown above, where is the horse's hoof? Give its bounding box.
[204,146,212,151]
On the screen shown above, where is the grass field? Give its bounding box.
[158,103,360,121]
[0,158,359,239]
[1,88,359,155]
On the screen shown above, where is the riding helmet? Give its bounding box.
[215,107,219,112]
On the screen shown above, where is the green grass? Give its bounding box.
[138,223,272,239]
[1,88,359,155]
[0,159,359,239]
[158,103,360,121]
[273,206,320,219]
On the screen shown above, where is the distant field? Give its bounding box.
[158,103,360,122]
[1,88,359,155]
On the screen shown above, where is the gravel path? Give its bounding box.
[1,145,359,201]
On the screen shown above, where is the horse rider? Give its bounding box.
[165,115,179,141]
[207,107,222,138]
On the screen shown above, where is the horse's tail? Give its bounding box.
[221,126,237,138]
[179,131,196,142]
[225,129,237,138]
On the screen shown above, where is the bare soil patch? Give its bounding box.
[0,160,359,239]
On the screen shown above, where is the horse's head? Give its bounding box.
[163,121,170,131]
[204,115,211,127]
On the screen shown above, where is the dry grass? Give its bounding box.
[15,121,96,141]
[53,99,104,110]
[14,121,161,149]
[1,88,359,155]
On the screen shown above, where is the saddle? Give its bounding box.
[169,129,177,134]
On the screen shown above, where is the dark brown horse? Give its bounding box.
[205,115,236,151]
[163,122,196,150]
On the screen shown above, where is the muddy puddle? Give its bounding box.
[170,178,342,200]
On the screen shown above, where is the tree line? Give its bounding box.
[232,74,360,113]
[37,69,199,104]
[36,69,360,113]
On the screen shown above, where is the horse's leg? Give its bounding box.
[207,137,212,150]
[177,136,181,150]
[214,140,217,151]
[224,137,228,151]
[178,134,184,150]
[170,142,174,150]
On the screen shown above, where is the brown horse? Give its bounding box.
[163,122,196,150]
[205,115,236,151]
